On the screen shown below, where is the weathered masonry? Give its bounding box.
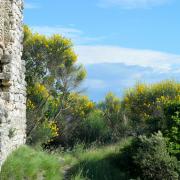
[0,0,26,168]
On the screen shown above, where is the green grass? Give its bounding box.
[0,146,62,180]
[69,138,133,180]
[0,138,132,180]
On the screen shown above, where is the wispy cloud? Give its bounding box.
[98,0,172,9]
[84,63,180,101]
[31,26,105,45]
[25,2,40,9]
[75,45,180,72]
[30,26,180,73]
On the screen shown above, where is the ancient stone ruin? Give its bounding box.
[0,0,26,168]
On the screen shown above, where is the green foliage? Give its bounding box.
[0,146,62,180]
[121,132,180,180]
[164,100,180,158]
[99,92,121,127]
[0,139,133,180]
[2,135,179,180]
[122,80,180,135]
[57,92,129,147]
[47,94,95,148]
[23,25,86,93]
[68,138,132,180]
[99,92,128,139]
[71,110,111,145]
[22,25,180,179]
[167,112,180,158]
[26,83,51,143]
[23,26,87,146]
[23,25,48,85]
[28,121,55,146]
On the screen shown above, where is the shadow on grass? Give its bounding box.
[65,151,133,180]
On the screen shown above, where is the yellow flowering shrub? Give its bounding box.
[122,80,180,134]
[49,121,59,138]
[34,83,49,99]
[27,82,50,111]
[27,99,35,110]
[67,93,94,119]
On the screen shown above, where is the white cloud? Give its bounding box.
[25,3,39,9]
[29,26,180,73]
[74,45,180,72]
[98,0,171,9]
[31,26,105,45]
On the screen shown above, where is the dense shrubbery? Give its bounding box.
[23,26,87,146]
[121,80,180,161]
[20,26,180,179]
[63,92,129,147]
[134,132,180,179]
[0,139,133,180]
[122,80,180,135]
[164,100,180,159]
[120,132,180,179]
[69,110,111,145]
[51,94,95,147]
[98,92,129,140]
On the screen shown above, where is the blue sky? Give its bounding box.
[24,0,180,101]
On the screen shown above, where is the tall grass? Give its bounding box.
[0,138,132,180]
[0,146,62,180]
[67,138,132,180]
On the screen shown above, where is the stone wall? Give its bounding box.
[0,0,26,168]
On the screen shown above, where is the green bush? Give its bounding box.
[27,121,53,146]
[122,80,180,135]
[65,110,111,147]
[122,132,180,179]
[164,100,180,159]
[78,110,111,144]
[98,92,130,140]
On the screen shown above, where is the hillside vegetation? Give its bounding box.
[0,138,132,180]
[1,27,180,179]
